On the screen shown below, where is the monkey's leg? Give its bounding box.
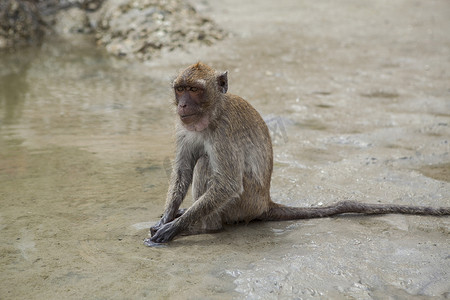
[181,211,224,236]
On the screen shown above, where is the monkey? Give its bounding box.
[144,62,450,246]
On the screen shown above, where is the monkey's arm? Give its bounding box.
[150,135,198,235]
[150,181,241,243]
[151,146,244,243]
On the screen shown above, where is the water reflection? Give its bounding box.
[0,48,34,125]
[0,40,172,152]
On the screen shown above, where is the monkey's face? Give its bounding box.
[172,63,228,131]
[174,84,206,125]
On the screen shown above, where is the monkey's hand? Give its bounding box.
[150,209,187,236]
[150,220,180,243]
[150,219,165,237]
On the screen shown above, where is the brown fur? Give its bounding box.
[145,63,450,245]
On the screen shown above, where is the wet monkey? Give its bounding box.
[145,62,450,245]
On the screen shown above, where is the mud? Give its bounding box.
[1,0,449,299]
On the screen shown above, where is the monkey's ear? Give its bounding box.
[217,71,228,94]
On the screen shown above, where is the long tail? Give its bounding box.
[260,200,450,221]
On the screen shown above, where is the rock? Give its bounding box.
[0,0,226,61]
[0,0,45,49]
[92,0,227,60]
[53,7,92,37]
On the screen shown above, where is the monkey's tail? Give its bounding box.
[260,200,450,221]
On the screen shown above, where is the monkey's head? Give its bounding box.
[172,62,228,131]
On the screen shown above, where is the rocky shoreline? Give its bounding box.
[0,0,226,60]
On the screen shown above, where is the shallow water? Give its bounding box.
[1,0,450,299]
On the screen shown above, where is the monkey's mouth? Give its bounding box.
[180,113,198,120]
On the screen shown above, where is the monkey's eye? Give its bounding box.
[189,87,199,92]
[175,86,185,92]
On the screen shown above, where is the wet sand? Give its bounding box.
[1,0,449,299]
